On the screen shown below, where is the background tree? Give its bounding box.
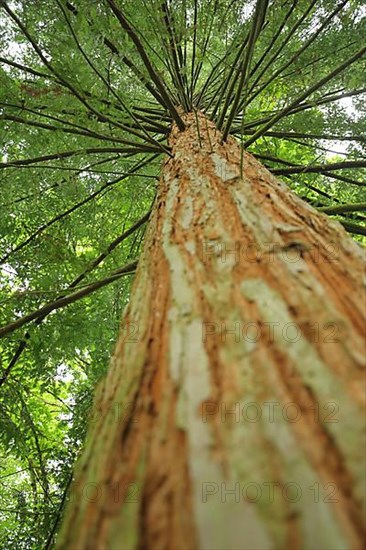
[0,0,365,548]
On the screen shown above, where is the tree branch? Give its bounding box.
[0,146,161,169]
[244,44,366,147]
[338,220,366,236]
[271,160,366,180]
[0,208,152,386]
[1,156,156,263]
[0,262,137,339]
[318,203,366,214]
[105,0,185,130]
[221,0,269,140]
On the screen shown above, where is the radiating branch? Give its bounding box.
[243,0,348,109]
[191,0,219,93]
[241,130,365,143]
[64,1,167,107]
[105,0,185,130]
[0,146,162,169]
[212,35,250,124]
[338,220,366,236]
[1,2,160,140]
[0,156,156,263]
[233,87,366,134]
[221,0,269,140]
[190,0,198,107]
[318,203,366,214]
[0,114,163,145]
[271,160,366,179]
[56,0,171,155]
[160,0,189,110]
[0,208,152,386]
[244,44,366,147]
[0,262,137,339]
[248,0,299,82]
[0,56,55,80]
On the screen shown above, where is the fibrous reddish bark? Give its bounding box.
[56,112,365,550]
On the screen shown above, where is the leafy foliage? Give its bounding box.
[0,0,365,547]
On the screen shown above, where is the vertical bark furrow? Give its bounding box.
[57,112,365,550]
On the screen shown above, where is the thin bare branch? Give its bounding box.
[105,0,185,130]
[221,0,269,140]
[1,156,156,263]
[243,0,348,109]
[0,207,153,386]
[248,0,299,81]
[318,203,366,214]
[0,262,137,339]
[244,45,366,147]
[338,220,366,236]
[271,160,366,178]
[0,146,162,169]
[160,1,189,110]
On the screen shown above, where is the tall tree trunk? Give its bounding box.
[56,112,365,550]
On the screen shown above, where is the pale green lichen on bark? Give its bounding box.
[106,452,147,550]
[161,146,277,550]
[211,152,240,182]
[162,164,227,542]
[241,278,365,511]
[56,112,365,549]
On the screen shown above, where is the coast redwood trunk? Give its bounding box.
[56,112,365,549]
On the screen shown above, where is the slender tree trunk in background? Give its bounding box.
[56,113,365,550]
